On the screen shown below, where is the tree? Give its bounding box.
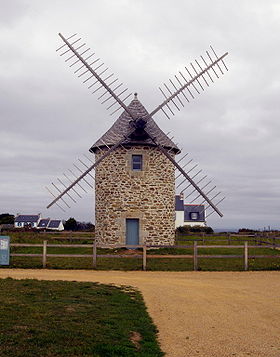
[0,213,14,224]
[76,221,95,231]
[64,217,78,231]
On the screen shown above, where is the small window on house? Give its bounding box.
[132,154,143,171]
[190,212,199,220]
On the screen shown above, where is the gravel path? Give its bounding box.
[0,269,279,357]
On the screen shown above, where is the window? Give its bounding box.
[190,212,199,220]
[132,154,143,171]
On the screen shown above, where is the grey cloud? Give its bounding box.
[0,0,30,28]
[1,0,280,230]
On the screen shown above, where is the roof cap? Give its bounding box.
[90,96,180,153]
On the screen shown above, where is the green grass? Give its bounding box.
[1,231,279,271]
[0,278,164,357]
[7,231,94,244]
[176,233,280,246]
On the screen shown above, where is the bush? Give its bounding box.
[176,225,213,234]
[239,228,258,234]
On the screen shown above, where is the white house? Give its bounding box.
[14,214,41,228]
[37,218,64,231]
[37,219,50,230]
[175,194,206,228]
[47,220,64,231]
[15,214,64,231]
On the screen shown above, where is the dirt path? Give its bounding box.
[0,269,279,357]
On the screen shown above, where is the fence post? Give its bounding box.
[142,244,147,271]
[193,241,198,271]
[93,240,97,269]
[227,233,231,245]
[244,241,248,271]
[43,240,47,268]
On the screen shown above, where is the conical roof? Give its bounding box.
[90,95,180,153]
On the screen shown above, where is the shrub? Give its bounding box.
[176,225,213,234]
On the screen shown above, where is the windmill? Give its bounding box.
[46,33,228,246]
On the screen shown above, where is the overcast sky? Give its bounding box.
[1,0,280,230]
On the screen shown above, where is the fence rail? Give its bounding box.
[176,234,280,247]
[9,240,280,271]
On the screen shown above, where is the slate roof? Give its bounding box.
[15,215,40,223]
[37,219,50,228]
[48,220,62,229]
[184,205,205,222]
[90,95,180,153]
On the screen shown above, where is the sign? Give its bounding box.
[0,236,10,265]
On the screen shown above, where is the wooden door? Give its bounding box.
[126,219,139,246]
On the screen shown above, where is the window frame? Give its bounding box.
[190,212,199,220]
[131,154,143,171]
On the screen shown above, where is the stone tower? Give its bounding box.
[90,95,180,246]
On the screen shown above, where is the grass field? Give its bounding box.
[1,231,280,271]
[0,278,163,357]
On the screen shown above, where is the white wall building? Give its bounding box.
[14,214,64,231]
[14,214,41,228]
[175,195,206,228]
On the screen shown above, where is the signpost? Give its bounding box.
[0,236,10,265]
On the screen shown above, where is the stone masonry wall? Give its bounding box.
[95,145,176,246]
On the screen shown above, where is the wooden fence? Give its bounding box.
[176,233,280,247]
[10,240,280,271]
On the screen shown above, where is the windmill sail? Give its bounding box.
[47,32,228,218]
[57,33,135,118]
[47,97,224,217]
[148,47,228,119]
